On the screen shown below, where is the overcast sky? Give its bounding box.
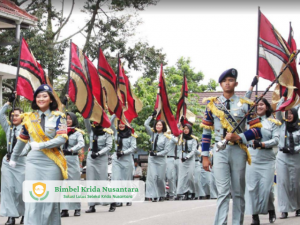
[58,0,300,91]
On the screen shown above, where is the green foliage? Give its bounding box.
[130,56,218,150]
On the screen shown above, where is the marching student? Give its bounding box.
[176,123,197,200]
[276,90,300,220]
[0,93,29,225]
[144,111,171,202]
[245,77,279,224]
[60,109,85,217]
[9,84,68,225]
[110,114,137,207]
[84,118,116,212]
[201,69,262,225]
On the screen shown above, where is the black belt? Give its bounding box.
[248,144,272,150]
[64,151,78,156]
[167,156,175,158]
[182,151,192,153]
[195,159,199,162]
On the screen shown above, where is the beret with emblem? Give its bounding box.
[218,68,238,83]
[34,84,53,98]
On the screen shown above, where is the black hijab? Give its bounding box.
[64,112,78,150]
[117,122,132,150]
[67,112,78,128]
[92,123,106,153]
[183,124,193,140]
[182,124,193,152]
[286,108,300,133]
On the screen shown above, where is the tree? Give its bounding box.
[0,0,165,102]
[131,57,218,151]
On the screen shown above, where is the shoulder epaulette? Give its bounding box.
[202,97,218,104]
[103,128,114,135]
[19,112,32,121]
[151,128,155,132]
[191,135,199,140]
[239,97,255,106]
[268,118,282,126]
[131,133,138,138]
[75,128,85,135]
[7,120,11,126]
[51,111,66,118]
[164,133,171,139]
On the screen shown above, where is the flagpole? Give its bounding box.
[7,33,23,160]
[66,39,72,111]
[182,74,186,159]
[217,50,300,151]
[255,6,261,100]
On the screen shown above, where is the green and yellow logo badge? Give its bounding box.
[30,182,49,201]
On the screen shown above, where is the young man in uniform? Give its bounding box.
[201,68,262,225]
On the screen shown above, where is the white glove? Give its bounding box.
[30,142,40,151]
[9,160,16,168]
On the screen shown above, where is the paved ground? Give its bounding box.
[1,199,299,225]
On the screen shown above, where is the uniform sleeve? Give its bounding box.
[275,97,285,123]
[0,103,10,133]
[293,131,300,153]
[38,115,67,150]
[110,114,118,139]
[156,137,170,156]
[144,116,154,137]
[71,132,85,153]
[201,105,213,157]
[84,119,94,149]
[244,90,252,99]
[238,128,262,144]
[238,103,262,144]
[263,122,280,149]
[10,125,29,161]
[20,143,31,156]
[98,133,113,155]
[84,118,92,135]
[186,139,197,159]
[123,136,137,155]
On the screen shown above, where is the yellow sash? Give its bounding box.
[23,112,68,179]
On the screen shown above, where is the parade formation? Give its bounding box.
[1,2,300,225]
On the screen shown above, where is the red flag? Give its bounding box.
[175,75,188,123]
[258,11,300,109]
[98,48,131,127]
[155,65,180,136]
[16,38,62,111]
[119,60,143,123]
[17,38,48,101]
[68,43,110,127]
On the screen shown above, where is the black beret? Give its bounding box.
[34,84,53,98]
[218,68,238,83]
